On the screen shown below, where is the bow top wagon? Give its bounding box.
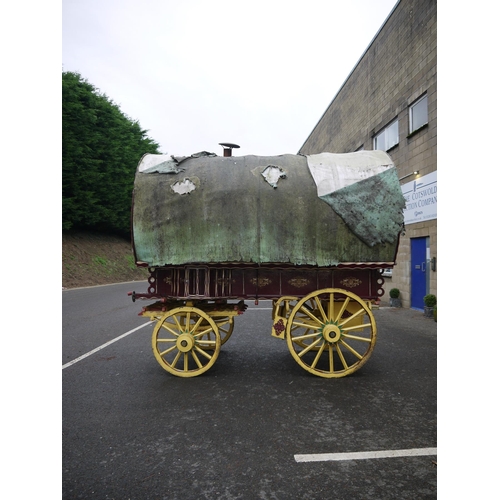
[129,148,406,378]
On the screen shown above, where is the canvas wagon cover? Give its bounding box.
[132,151,405,267]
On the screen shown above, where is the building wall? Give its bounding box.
[298,0,437,308]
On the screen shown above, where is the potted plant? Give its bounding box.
[389,288,402,307]
[423,294,437,318]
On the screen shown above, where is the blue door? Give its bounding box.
[411,237,429,310]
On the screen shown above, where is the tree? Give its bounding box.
[62,71,161,235]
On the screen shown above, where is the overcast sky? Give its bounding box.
[62,0,399,158]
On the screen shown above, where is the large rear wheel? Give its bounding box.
[286,288,376,378]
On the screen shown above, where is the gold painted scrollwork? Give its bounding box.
[288,278,311,288]
[339,277,362,288]
[250,277,272,287]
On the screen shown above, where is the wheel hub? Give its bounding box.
[322,323,342,343]
[176,333,194,352]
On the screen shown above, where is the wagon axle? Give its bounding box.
[321,322,343,344]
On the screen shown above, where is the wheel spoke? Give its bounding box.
[219,327,230,335]
[291,320,320,330]
[299,305,324,326]
[216,317,234,345]
[196,339,217,349]
[292,331,321,342]
[160,322,181,337]
[194,345,213,360]
[342,333,371,342]
[335,296,350,323]
[342,323,372,333]
[159,344,178,357]
[297,337,323,357]
[293,329,310,339]
[291,323,309,333]
[218,318,230,328]
[314,296,328,322]
[191,350,203,369]
[188,316,204,335]
[192,325,215,338]
[328,293,334,321]
[173,314,183,332]
[340,339,364,360]
[311,342,327,369]
[171,350,182,368]
[338,307,365,327]
[329,344,334,372]
[335,344,349,370]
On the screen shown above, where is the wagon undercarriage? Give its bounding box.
[130,265,384,378]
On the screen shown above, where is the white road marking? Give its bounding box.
[294,447,437,462]
[62,322,153,370]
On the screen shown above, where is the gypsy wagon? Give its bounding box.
[129,148,406,378]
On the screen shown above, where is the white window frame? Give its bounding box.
[409,94,428,133]
[373,119,399,151]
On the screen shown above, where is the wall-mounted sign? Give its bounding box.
[401,171,437,225]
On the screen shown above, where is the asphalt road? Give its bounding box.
[62,282,437,499]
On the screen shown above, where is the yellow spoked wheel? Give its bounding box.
[286,288,377,378]
[152,307,221,377]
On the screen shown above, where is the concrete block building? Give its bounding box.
[298,0,437,309]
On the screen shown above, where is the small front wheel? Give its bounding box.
[152,307,221,377]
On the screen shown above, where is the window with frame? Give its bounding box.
[409,94,428,133]
[373,119,399,151]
